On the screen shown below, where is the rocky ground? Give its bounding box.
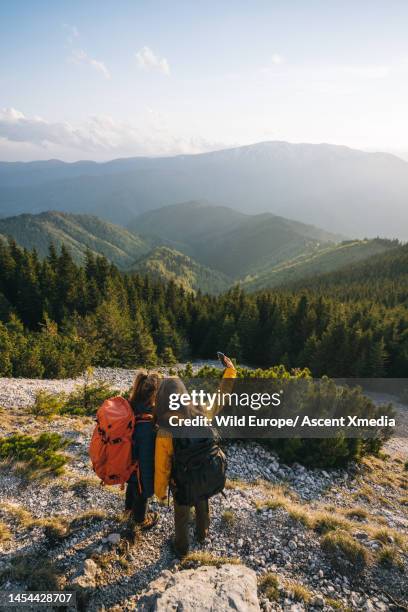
[0,366,407,611]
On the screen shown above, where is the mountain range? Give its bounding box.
[0,206,399,294]
[1,141,408,239]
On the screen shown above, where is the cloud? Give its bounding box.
[135,46,170,75]
[271,53,283,65]
[0,107,98,149]
[0,107,224,159]
[69,49,111,79]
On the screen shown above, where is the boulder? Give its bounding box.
[138,563,260,611]
[72,558,98,588]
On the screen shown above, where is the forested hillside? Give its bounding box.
[242,239,397,291]
[0,211,151,268]
[132,246,230,294]
[0,240,406,379]
[290,241,408,305]
[132,201,341,278]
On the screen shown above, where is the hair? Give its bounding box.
[129,370,161,408]
[155,377,201,428]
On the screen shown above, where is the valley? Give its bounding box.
[0,204,401,295]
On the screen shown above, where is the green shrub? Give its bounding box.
[61,369,117,416]
[265,379,393,467]
[30,369,117,418]
[185,366,392,468]
[200,373,389,469]
[32,390,66,418]
[62,380,116,416]
[0,432,68,475]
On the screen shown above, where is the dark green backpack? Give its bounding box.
[171,430,227,505]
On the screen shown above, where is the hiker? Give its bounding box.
[124,370,161,533]
[154,356,236,558]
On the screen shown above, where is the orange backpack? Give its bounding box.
[89,396,137,486]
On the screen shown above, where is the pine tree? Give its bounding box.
[0,322,13,376]
[225,331,242,362]
[161,346,177,365]
[131,311,158,365]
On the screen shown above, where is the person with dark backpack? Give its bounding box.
[154,356,236,558]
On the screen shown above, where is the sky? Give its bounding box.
[1,0,408,161]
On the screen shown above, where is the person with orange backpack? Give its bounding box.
[125,371,161,532]
[89,370,161,537]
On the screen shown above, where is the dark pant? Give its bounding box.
[174,499,210,557]
[125,477,148,523]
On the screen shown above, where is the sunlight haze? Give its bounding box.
[1,0,408,161]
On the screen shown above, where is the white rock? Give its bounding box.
[138,564,260,611]
[84,558,98,578]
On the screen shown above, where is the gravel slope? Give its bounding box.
[0,367,407,611]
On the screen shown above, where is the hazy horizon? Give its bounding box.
[1,139,408,165]
[2,1,408,162]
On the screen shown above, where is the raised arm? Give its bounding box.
[209,355,237,418]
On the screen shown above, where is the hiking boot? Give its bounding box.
[139,511,159,531]
[197,528,209,544]
[171,539,188,560]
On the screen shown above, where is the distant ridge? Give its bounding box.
[1,141,408,238]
